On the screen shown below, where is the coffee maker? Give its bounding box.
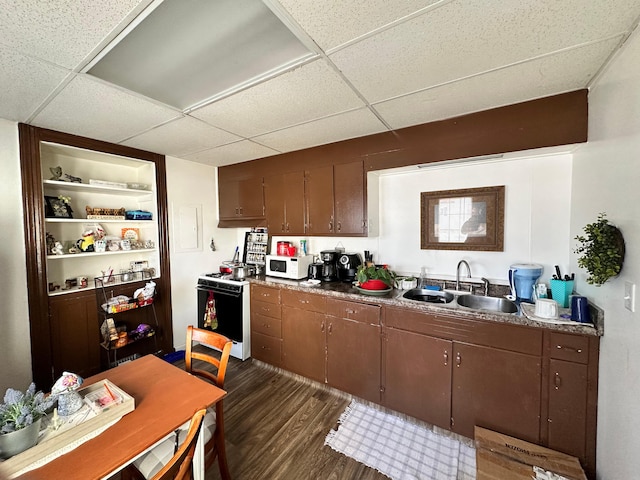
[320,250,339,282]
[337,253,362,282]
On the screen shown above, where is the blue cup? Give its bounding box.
[571,295,591,323]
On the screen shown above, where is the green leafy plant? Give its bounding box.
[356,264,396,287]
[0,383,53,433]
[574,213,625,286]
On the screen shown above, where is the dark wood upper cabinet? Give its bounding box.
[264,171,305,235]
[334,160,365,235]
[218,176,264,220]
[305,165,334,235]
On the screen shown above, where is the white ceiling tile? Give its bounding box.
[276,0,442,50]
[181,140,280,167]
[253,108,387,153]
[120,116,243,156]
[32,75,179,144]
[330,0,640,103]
[0,1,150,69]
[0,45,70,122]
[375,37,622,129]
[191,59,365,138]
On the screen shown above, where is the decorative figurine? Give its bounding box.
[51,372,84,416]
[49,166,63,181]
[64,173,82,183]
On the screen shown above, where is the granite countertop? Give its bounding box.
[249,275,604,337]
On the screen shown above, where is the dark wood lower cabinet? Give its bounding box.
[384,328,452,429]
[326,315,381,403]
[250,284,599,479]
[49,291,100,381]
[282,306,325,383]
[451,342,541,442]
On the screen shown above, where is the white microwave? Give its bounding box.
[266,255,313,280]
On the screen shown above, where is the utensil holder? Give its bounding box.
[550,279,574,308]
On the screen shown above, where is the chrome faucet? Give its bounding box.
[456,260,471,291]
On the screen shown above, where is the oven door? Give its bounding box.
[196,285,243,342]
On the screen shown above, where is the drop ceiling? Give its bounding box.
[1,0,639,167]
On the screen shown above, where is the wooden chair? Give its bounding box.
[127,327,232,480]
[151,408,207,480]
[184,326,232,480]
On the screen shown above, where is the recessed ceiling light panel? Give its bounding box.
[88,0,312,110]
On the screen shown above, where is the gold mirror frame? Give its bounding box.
[420,186,505,251]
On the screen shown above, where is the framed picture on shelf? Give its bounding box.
[44,196,73,218]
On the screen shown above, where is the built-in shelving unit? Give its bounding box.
[41,141,160,296]
[19,123,173,388]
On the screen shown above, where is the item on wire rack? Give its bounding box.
[133,281,156,305]
[129,324,155,341]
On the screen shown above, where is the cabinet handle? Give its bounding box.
[239,207,243,215]
[321,322,325,332]
[281,223,285,232]
[328,221,333,231]
[456,352,461,367]
[345,308,355,315]
[301,300,309,304]
[286,223,290,232]
[554,372,562,390]
[337,222,341,232]
[328,323,333,334]
[443,350,448,366]
[556,345,583,354]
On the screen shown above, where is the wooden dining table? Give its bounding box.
[13,354,225,480]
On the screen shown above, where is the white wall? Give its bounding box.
[165,156,237,350]
[570,28,640,479]
[0,119,32,393]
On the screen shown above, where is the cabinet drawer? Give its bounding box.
[251,332,282,366]
[281,289,325,312]
[251,284,281,305]
[252,300,281,319]
[326,298,380,324]
[549,332,590,364]
[251,313,282,338]
[385,306,542,355]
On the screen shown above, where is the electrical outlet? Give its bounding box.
[624,281,635,312]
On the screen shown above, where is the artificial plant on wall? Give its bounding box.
[574,213,625,286]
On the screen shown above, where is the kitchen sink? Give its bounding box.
[456,294,518,313]
[402,288,455,304]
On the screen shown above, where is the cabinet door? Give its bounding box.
[281,306,326,383]
[283,171,305,234]
[384,328,452,429]
[451,342,541,442]
[326,315,381,402]
[49,292,100,380]
[305,165,334,235]
[218,179,240,219]
[219,177,264,218]
[238,177,264,218]
[548,359,588,459]
[264,174,286,233]
[334,161,365,235]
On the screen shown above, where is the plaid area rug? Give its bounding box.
[325,401,476,480]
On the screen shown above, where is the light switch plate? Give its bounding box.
[624,281,635,312]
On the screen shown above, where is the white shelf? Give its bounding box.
[45,218,154,224]
[43,180,153,196]
[47,248,156,260]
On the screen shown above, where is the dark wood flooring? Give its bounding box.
[184,352,388,480]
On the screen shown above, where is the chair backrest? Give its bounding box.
[151,408,207,480]
[185,326,233,388]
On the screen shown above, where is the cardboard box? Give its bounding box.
[0,380,134,478]
[475,426,587,480]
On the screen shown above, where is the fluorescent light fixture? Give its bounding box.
[416,153,504,168]
[88,0,313,110]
